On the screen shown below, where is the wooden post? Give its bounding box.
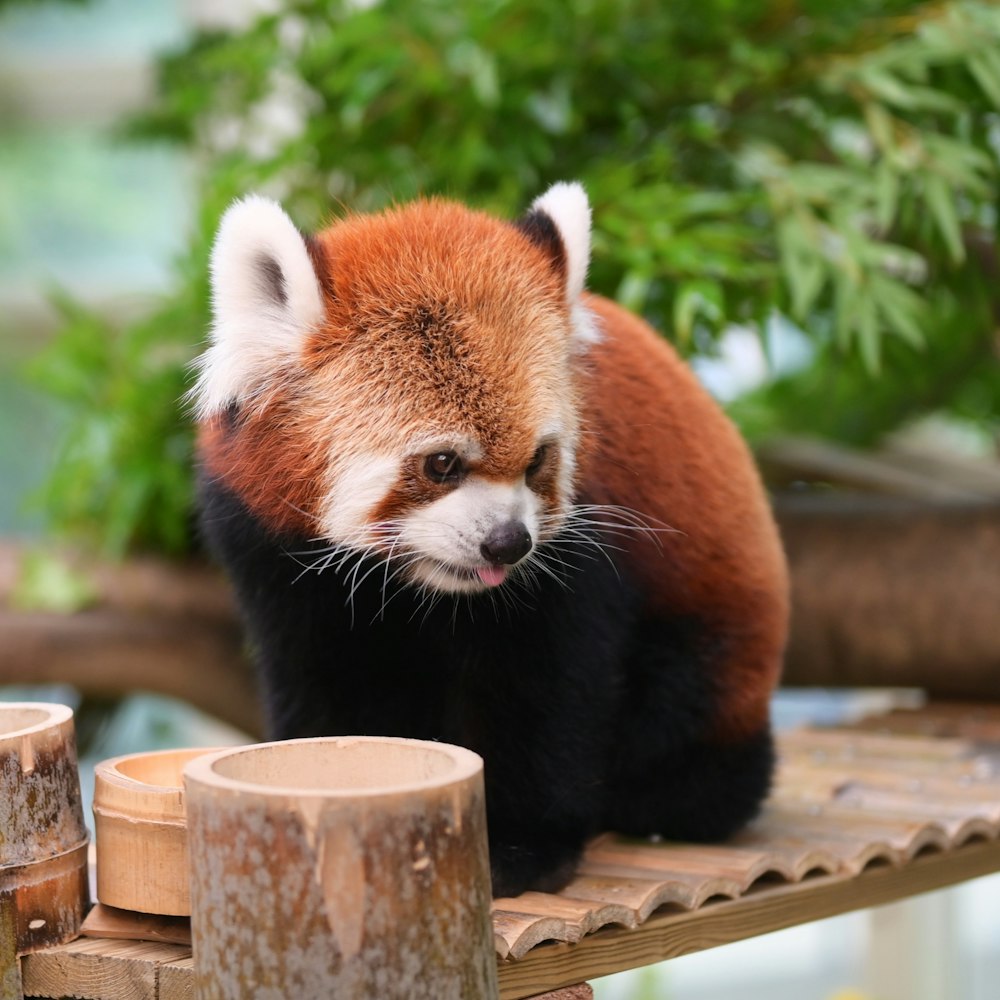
[1,891,21,1000]
[0,703,90,997]
[184,736,499,1000]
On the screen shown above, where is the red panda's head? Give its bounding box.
[194,184,598,593]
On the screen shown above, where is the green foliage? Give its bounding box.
[11,550,96,613]
[29,0,1000,554]
[27,289,198,556]
[731,256,1000,446]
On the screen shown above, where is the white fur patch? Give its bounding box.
[531,181,599,349]
[402,477,541,591]
[319,453,401,543]
[532,181,591,302]
[191,194,325,417]
[571,301,602,348]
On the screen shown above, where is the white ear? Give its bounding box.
[530,181,600,347]
[191,194,325,417]
[531,181,591,301]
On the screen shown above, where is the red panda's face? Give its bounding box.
[195,186,597,594]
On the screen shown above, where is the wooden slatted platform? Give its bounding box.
[19,702,1000,1000]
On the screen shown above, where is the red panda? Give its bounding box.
[194,183,789,897]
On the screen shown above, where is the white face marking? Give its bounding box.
[315,423,575,594]
[401,476,542,593]
[318,453,401,543]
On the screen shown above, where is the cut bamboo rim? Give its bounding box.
[93,747,221,916]
[0,701,89,995]
[185,736,499,1000]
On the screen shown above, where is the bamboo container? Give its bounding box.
[184,736,498,1000]
[0,703,89,998]
[93,747,220,916]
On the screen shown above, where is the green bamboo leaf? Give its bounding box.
[833,271,856,350]
[874,160,899,232]
[616,270,652,314]
[856,292,881,374]
[861,240,926,278]
[785,164,855,201]
[923,174,965,264]
[864,102,895,153]
[789,256,826,320]
[857,69,918,108]
[776,217,816,311]
[673,280,724,342]
[921,138,994,198]
[969,53,1000,109]
[870,274,925,350]
[853,58,962,112]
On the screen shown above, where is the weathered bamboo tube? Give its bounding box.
[0,703,89,999]
[184,736,498,1000]
[93,747,220,916]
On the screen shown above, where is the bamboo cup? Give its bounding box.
[0,703,89,998]
[93,747,220,916]
[184,736,498,1000]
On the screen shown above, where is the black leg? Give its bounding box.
[602,725,774,841]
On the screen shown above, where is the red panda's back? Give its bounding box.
[577,294,789,735]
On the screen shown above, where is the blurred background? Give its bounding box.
[2,1,1000,997]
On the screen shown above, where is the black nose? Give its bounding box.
[480,521,532,566]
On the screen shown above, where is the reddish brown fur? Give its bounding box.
[576,295,789,737]
[201,200,578,533]
[305,199,574,477]
[199,396,330,537]
[199,198,786,739]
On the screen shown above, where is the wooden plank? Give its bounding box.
[0,541,262,739]
[777,728,973,763]
[80,905,192,946]
[775,497,1000,700]
[21,938,190,1000]
[850,704,1000,744]
[0,610,260,739]
[159,957,194,1000]
[757,437,985,500]
[528,985,593,999]
[22,836,1000,999]
[876,444,1000,500]
[494,837,1000,999]
[21,711,1000,998]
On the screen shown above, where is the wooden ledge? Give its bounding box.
[496,837,1000,998]
[19,703,1000,999]
[21,839,1000,1000]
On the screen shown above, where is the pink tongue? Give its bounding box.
[476,566,508,587]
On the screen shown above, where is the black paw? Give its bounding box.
[603,726,775,843]
[489,838,582,898]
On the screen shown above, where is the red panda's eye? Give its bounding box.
[526,444,549,477]
[424,451,463,484]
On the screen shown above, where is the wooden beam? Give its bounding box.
[22,840,1000,1000]
[495,838,1000,999]
[775,494,1000,698]
[528,986,593,999]
[20,938,189,1000]
[0,541,262,739]
[158,957,193,1000]
[0,608,262,738]
[757,437,1000,501]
